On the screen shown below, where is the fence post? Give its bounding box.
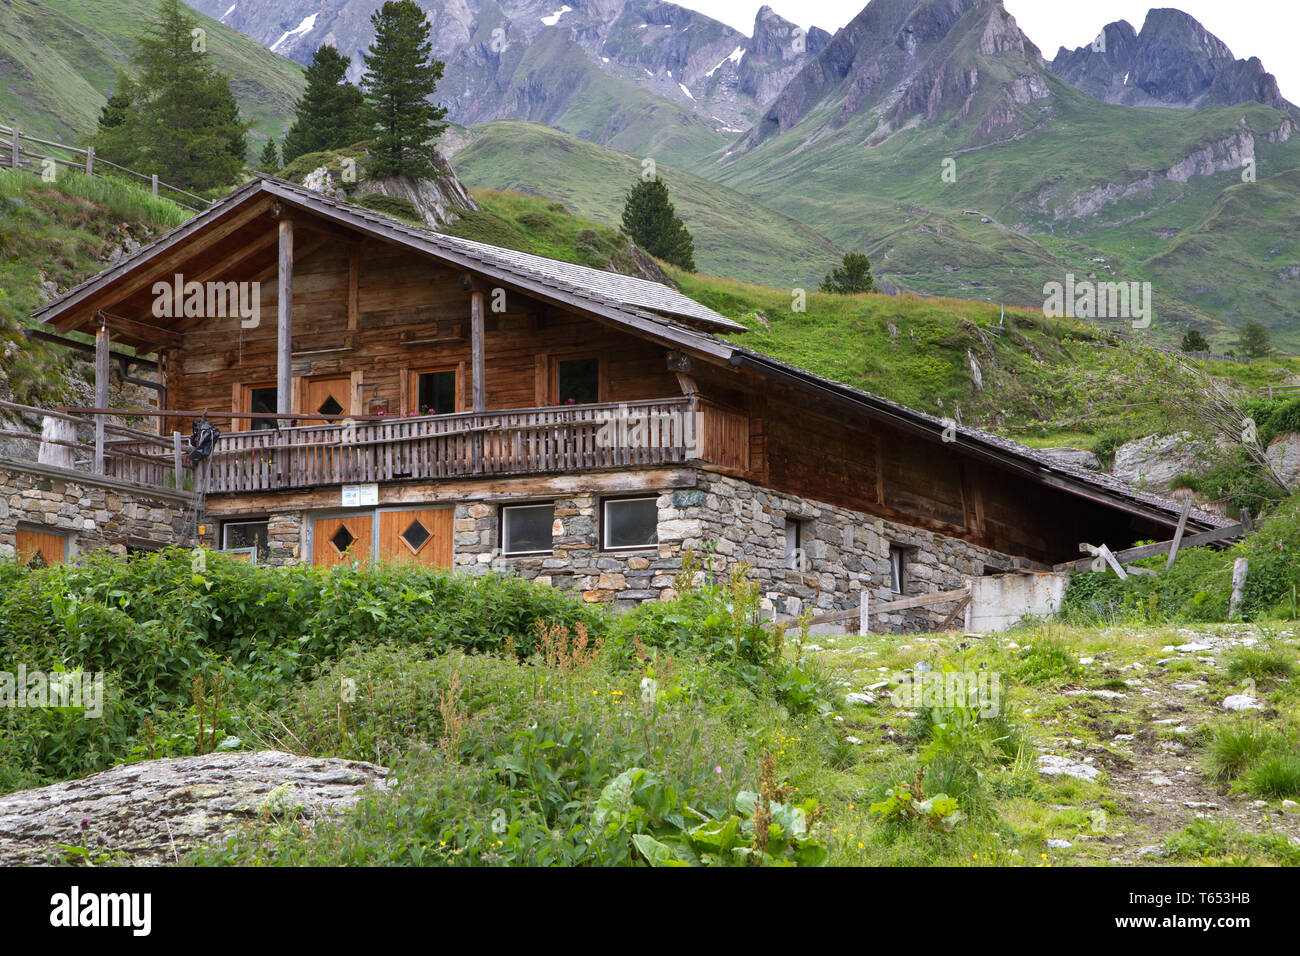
[173,431,184,489]
[858,590,870,635]
[151,173,159,198]
[10,126,19,171]
[1229,558,1250,619]
[85,146,94,177]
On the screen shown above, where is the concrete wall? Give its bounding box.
[965,571,1072,633]
[0,459,193,562]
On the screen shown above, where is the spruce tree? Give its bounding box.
[361,1,448,179]
[90,73,142,168]
[820,252,875,294]
[620,178,696,272]
[1180,329,1209,353]
[258,137,281,173]
[1239,320,1272,359]
[282,45,368,164]
[96,0,250,190]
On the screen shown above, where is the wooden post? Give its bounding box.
[173,431,184,489]
[94,323,109,474]
[151,173,159,198]
[470,288,486,412]
[85,146,94,177]
[1166,498,1192,570]
[858,590,870,635]
[276,217,294,416]
[1229,558,1249,619]
[38,416,76,470]
[10,126,19,171]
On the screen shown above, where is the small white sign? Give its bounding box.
[343,483,379,507]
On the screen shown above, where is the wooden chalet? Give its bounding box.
[26,177,1228,620]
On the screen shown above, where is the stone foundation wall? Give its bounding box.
[208,469,1014,630]
[0,459,193,562]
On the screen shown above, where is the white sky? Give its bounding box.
[679,0,1300,102]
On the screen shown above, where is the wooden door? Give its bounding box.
[378,509,452,567]
[312,514,372,568]
[302,375,351,422]
[15,528,67,567]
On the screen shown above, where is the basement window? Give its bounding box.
[501,503,555,556]
[889,545,908,595]
[602,497,658,551]
[223,520,269,554]
[785,518,807,570]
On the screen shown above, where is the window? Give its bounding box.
[248,387,278,431]
[889,545,908,595]
[223,520,269,555]
[16,527,67,567]
[501,503,555,556]
[415,369,457,415]
[603,497,658,550]
[785,518,806,571]
[555,356,600,405]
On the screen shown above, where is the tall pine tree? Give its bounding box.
[282,45,368,164]
[361,0,448,179]
[258,137,281,173]
[92,0,250,190]
[620,178,695,272]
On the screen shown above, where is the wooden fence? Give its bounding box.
[805,586,972,634]
[0,122,211,213]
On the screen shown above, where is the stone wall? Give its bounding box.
[208,468,1015,630]
[0,459,192,562]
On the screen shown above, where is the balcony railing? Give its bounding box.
[5,397,750,495]
[200,398,747,494]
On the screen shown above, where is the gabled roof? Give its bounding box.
[32,176,744,336]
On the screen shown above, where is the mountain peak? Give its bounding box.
[1050,8,1292,112]
[745,0,1051,147]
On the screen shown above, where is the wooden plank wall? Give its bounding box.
[165,238,683,429]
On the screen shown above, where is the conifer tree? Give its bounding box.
[258,137,281,173]
[620,178,696,272]
[282,45,368,164]
[361,1,448,179]
[820,252,875,294]
[92,0,250,190]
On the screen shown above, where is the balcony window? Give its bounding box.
[248,387,277,430]
[555,356,599,405]
[501,503,554,556]
[603,497,658,550]
[416,369,456,415]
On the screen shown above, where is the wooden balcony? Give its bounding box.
[192,398,748,495]
[6,397,750,496]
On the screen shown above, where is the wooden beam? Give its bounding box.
[1166,499,1192,570]
[276,217,293,416]
[470,289,486,412]
[94,323,109,473]
[1055,520,1248,572]
[347,242,360,332]
[99,311,182,348]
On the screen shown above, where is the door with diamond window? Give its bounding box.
[378,508,452,567]
[312,515,372,568]
[302,375,351,422]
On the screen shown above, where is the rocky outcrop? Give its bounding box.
[1050,9,1295,113]
[1112,432,1218,493]
[1039,447,1101,471]
[1265,433,1300,492]
[0,752,389,866]
[296,148,481,229]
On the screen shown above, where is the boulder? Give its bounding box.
[1265,433,1300,491]
[0,751,388,866]
[1112,432,1215,492]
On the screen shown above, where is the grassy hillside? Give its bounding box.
[0,168,189,402]
[448,121,843,289]
[0,0,304,149]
